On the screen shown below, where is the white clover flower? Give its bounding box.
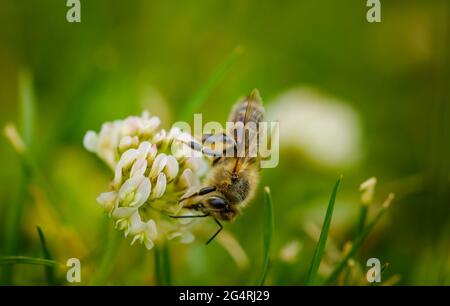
[268,87,362,168]
[84,111,208,250]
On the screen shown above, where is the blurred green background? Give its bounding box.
[0,0,449,285]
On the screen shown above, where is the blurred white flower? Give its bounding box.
[268,87,362,167]
[4,123,26,154]
[84,111,208,250]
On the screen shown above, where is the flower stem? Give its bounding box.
[90,226,122,285]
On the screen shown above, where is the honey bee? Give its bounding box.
[171,89,265,244]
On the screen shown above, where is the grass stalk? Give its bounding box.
[305,176,342,285]
[356,205,368,237]
[259,186,274,286]
[161,243,172,286]
[154,243,172,286]
[37,226,56,285]
[1,71,36,284]
[90,228,122,285]
[154,246,162,285]
[0,256,61,268]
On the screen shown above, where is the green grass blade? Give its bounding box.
[323,193,394,285]
[356,205,368,237]
[342,265,353,286]
[1,176,28,284]
[154,246,163,285]
[305,176,342,285]
[0,256,61,267]
[162,243,172,286]
[18,70,35,147]
[1,71,35,283]
[259,186,274,286]
[37,226,56,285]
[154,243,172,286]
[178,46,243,121]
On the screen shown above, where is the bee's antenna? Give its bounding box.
[206,218,223,245]
[178,186,217,202]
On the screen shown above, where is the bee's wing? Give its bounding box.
[227,89,263,124]
[230,89,264,174]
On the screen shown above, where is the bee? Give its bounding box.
[171,89,265,244]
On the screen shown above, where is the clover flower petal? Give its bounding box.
[127,212,158,250]
[151,173,167,199]
[119,135,139,152]
[112,207,138,220]
[168,231,195,244]
[178,168,197,190]
[149,153,168,179]
[139,117,161,137]
[164,155,179,182]
[136,141,152,159]
[83,131,99,153]
[113,148,138,188]
[117,175,151,208]
[130,158,147,178]
[96,191,117,213]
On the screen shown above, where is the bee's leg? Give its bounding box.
[206,218,223,245]
[201,133,214,142]
[179,186,216,202]
[178,132,236,158]
[212,157,222,166]
[202,132,235,146]
[184,139,224,157]
[168,213,210,219]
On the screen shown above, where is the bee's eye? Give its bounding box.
[208,197,227,208]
